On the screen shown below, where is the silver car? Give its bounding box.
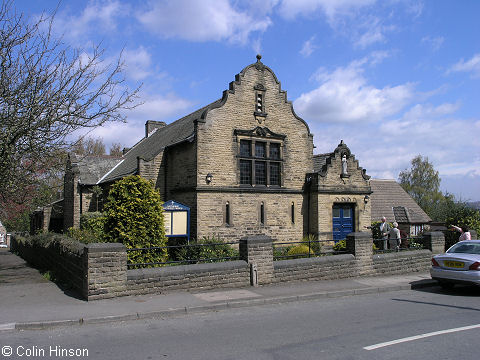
[430,240,480,289]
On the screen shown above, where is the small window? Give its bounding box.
[260,202,265,225]
[225,202,230,225]
[343,208,351,218]
[256,93,263,112]
[255,142,266,158]
[291,202,295,224]
[240,140,251,157]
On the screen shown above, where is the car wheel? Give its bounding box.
[439,281,454,290]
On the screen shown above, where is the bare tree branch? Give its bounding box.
[0,0,140,201]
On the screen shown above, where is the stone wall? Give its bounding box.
[196,192,305,243]
[373,250,431,275]
[84,243,127,300]
[126,261,249,296]
[10,235,85,296]
[11,231,444,301]
[274,254,356,283]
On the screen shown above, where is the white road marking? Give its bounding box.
[364,323,480,350]
[0,323,15,331]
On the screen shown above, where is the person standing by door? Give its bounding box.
[379,217,391,250]
[389,222,401,251]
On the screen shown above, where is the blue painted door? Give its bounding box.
[332,205,354,241]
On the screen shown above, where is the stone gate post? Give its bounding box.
[239,235,274,285]
[422,232,445,255]
[346,232,373,275]
[83,243,127,301]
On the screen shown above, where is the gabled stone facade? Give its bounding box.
[309,141,372,240]
[55,56,378,242]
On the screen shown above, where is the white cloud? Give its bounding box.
[122,47,153,81]
[402,102,460,120]
[82,91,195,150]
[448,54,480,78]
[278,0,376,20]
[54,0,127,44]
[300,36,316,57]
[137,0,272,44]
[128,92,195,121]
[294,59,414,123]
[421,36,444,52]
[369,50,391,66]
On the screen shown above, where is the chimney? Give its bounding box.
[145,120,166,137]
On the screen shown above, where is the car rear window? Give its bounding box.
[447,242,480,254]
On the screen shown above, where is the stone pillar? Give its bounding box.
[346,232,373,275]
[83,243,127,301]
[422,232,445,255]
[239,235,273,285]
[470,230,477,240]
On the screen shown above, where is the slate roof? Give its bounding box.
[313,153,332,173]
[98,99,222,184]
[71,154,123,185]
[370,179,431,224]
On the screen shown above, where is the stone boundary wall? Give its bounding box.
[273,254,356,283]
[10,235,85,295]
[10,231,444,301]
[372,250,432,275]
[126,261,250,296]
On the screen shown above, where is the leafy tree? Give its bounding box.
[0,0,139,202]
[440,197,480,248]
[103,176,167,266]
[398,155,444,217]
[398,155,480,249]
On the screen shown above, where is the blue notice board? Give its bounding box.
[162,200,190,242]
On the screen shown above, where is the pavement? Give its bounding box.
[0,248,439,332]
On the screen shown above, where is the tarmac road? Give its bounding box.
[1,286,480,360]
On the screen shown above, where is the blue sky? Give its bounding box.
[16,0,480,201]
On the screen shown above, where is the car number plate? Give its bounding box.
[443,260,464,268]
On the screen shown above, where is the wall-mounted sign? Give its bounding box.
[162,200,190,241]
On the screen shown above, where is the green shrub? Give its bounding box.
[172,236,238,263]
[80,212,104,232]
[103,175,167,266]
[333,240,346,252]
[67,212,107,244]
[66,227,102,244]
[287,244,315,257]
[273,246,290,259]
[301,234,322,254]
[333,239,378,252]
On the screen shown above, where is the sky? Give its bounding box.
[15,0,480,201]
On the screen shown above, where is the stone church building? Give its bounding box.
[45,55,378,242]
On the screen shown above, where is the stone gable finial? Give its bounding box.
[255,54,265,70]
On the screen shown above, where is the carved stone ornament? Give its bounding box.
[234,126,286,140]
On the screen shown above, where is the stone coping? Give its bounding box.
[372,249,431,260]
[85,243,126,253]
[127,260,248,280]
[273,254,354,269]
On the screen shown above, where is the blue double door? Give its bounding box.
[332,204,354,241]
